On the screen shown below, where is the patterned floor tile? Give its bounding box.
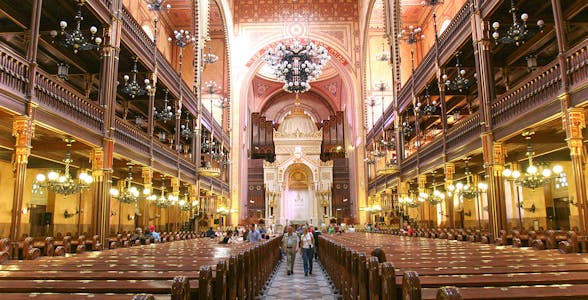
[260,253,337,300]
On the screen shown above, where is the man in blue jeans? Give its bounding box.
[299,226,315,276]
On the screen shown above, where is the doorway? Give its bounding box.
[553,198,570,230]
[29,205,47,237]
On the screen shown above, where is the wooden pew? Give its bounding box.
[0,238,9,264]
[22,237,40,260]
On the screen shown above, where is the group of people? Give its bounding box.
[131,225,161,245]
[281,225,321,276]
[203,224,273,244]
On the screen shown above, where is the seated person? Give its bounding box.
[206,227,215,239]
[143,228,154,244]
[131,227,143,244]
[219,231,234,244]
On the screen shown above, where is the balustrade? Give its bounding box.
[446,112,480,148]
[566,39,588,90]
[491,61,562,127]
[35,69,104,132]
[114,116,151,154]
[153,140,179,171]
[0,45,28,98]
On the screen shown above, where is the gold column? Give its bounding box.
[142,167,153,227]
[10,116,34,258]
[171,177,180,231]
[445,163,455,228]
[482,133,507,240]
[563,108,587,232]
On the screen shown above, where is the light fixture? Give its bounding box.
[375,41,390,62]
[35,138,93,196]
[502,131,563,190]
[154,89,175,123]
[158,131,167,142]
[202,45,219,65]
[491,0,544,46]
[264,40,331,93]
[442,52,474,93]
[57,63,69,80]
[50,0,102,53]
[427,175,445,205]
[155,177,171,208]
[448,160,487,200]
[144,0,171,11]
[64,208,81,219]
[134,115,143,128]
[204,80,221,95]
[398,25,424,45]
[121,57,151,98]
[180,113,194,140]
[526,54,538,72]
[110,163,140,204]
[420,86,439,116]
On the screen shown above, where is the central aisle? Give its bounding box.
[261,252,338,300]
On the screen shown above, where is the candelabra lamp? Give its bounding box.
[50,0,102,53]
[442,52,474,93]
[34,138,93,196]
[121,58,151,98]
[154,89,175,123]
[491,0,544,46]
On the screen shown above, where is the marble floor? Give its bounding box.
[260,252,339,300]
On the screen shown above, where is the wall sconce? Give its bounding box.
[64,208,81,219]
[57,62,69,80]
[463,210,472,217]
[127,214,135,221]
[110,210,117,216]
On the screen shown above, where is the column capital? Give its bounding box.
[141,166,153,183]
[565,107,586,139]
[171,177,180,196]
[12,116,34,147]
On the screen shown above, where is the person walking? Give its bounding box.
[282,226,299,275]
[300,226,315,276]
[312,226,321,260]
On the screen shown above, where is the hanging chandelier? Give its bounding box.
[50,0,102,53]
[420,86,439,115]
[35,138,93,196]
[502,131,563,190]
[154,89,175,123]
[491,0,544,46]
[180,113,194,140]
[264,40,330,93]
[442,52,474,93]
[110,163,144,204]
[426,175,445,205]
[145,0,171,11]
[448,160,487,200]
[375,42,390,62]
[121,58,151,98]
[155,177,175,208]
[202,45,219,65]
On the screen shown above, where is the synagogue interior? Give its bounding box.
[0,0,587,299]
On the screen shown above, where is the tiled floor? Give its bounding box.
[261,253,338,300]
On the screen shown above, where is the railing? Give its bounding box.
[153,140,179,171]
[179,156,196,177]
[113,116,151,154]
[0,45,28,98]
[438,0,472,55]
[400,154,418,175]
[491,60,562,127]
[446,112,480,149]
[419,136,444,167]
[35,69,104,132]
[566,39,588,91]
[120,7,155,65]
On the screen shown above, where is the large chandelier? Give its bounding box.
[202,45,219,65]
[154,89,175,123]
[145,0,171,11]
[448,160,487,200]
[442,52,474,93]
[502,132,563,190]
[50,0,102,53]
[35,138,93,196]
[180,113,195,140]
[491,0,544,46]
[121,58,151,98]
[110,163,144,204]
[420,86,439,116]
[264,40,330,93]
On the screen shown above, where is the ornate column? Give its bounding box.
[171,177,180,231]
[445,163,455,228]
[142,167,153,227]
[90,148,109,243]
[10,116,34,257]
[564,109,587,232]
[189,184,198,230]
[26,0,42,101]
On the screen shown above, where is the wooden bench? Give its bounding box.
[319,232,588,300]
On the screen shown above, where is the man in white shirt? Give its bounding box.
[281,226,299,275]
